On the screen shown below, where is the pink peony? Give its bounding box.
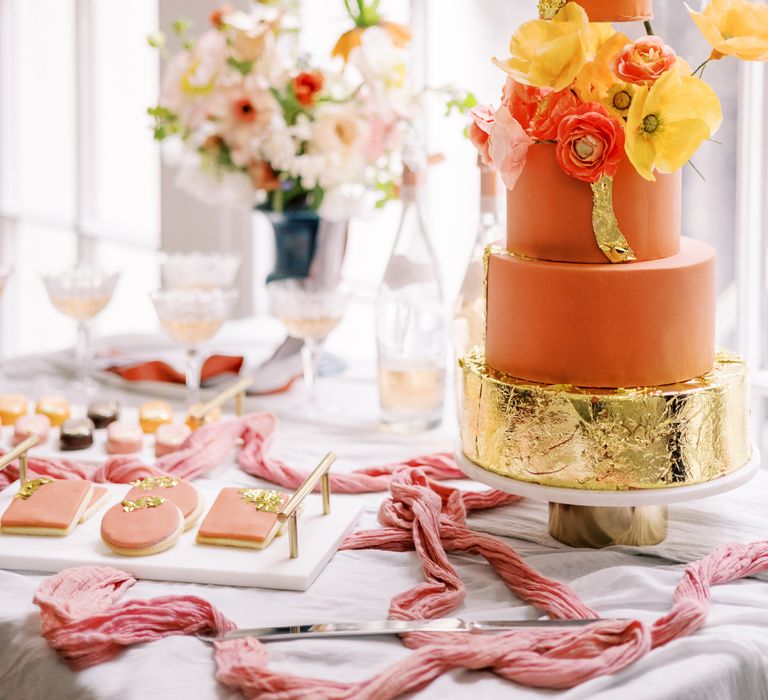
[556,103,625,183]
[489,107,532,190]
[469,105,495,165]
[613,36,677,85]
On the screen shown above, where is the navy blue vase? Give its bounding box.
[263,208,320,283]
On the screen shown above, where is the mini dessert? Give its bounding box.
[60,418,95,451]
[139,401,173,434]
[196,487,288,550]
[0,394,27,426]
[125,475,202,530]
[13,414,51,446]
[185,403,222,431]
[106,422,144,455]
[87,400,120,429]
[35,395,71,427]
[79,486,110,523]
[1,478,94,536]
[155,423,192,457]
[100,495,184,556]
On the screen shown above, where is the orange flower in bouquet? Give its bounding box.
[503,78,580,141]
[556,103,625,183]
[613,36,677,85]
[332,0,410,62]
[687,0,768,61]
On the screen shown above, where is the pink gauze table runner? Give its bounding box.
[2,413,767,697]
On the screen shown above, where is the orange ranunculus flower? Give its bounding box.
[332,22,411,62]
[624,64,722,181]
[493,3,592,91]
[687,0,768,61]
[613,36,677,85]
[574,32,637,119]
[556,102,625,183]
[502,78,579,141]
[247,161,280,191]
[292,71,324,107]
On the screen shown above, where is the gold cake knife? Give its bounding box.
[198,617,613,643]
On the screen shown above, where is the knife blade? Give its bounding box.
[198,617,610,643]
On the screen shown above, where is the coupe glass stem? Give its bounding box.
[75,319,93,387]
[301,339,319,411]
[185,345,202,405]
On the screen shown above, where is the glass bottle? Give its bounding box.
[376,161,446,433]
[452,158,502,362]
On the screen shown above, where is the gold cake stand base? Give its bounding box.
[548,504,668,548]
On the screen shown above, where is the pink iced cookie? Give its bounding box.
[13,414,51,446]
[125,476,201,530]
[196,487,288,550]
[100,496,184,556]
[79,486,110,523]
[1,479,93,536]
[154,423,192,458]
[106,422,144,455]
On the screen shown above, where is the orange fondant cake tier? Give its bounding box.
[574,0,652,22]
[507,144,680,263]
[485,237,715,388]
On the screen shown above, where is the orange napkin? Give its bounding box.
[107,355,244,385]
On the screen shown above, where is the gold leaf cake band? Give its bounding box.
[459,349,751,491]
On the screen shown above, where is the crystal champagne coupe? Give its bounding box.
[42,267,119,394]
[150,288,237,403]
[267,278,347,413]
[160,251,241,291]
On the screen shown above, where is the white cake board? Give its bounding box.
[0,481,364,591]
[455,442,760,507]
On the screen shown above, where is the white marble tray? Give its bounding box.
[0,480,364,591]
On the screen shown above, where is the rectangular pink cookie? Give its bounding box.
[197,487,287,543]
[1,480,92,530]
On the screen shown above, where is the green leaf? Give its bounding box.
[153,126,167,141]
[227,56,254,76]
[146,31,166,49]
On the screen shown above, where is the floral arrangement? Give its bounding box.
[148,2,414,220]
[470,0,768,191]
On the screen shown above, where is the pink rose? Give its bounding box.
[469,105,495,165]
[489,107,532,190]
[556,103,625,183]
[613,37,676,85]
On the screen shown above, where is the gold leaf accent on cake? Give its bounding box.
[15,477,53,500]
[122,496,167,512]
[590,175,637,263]
[537,0,567,19]
[129,476,179,490]
[458,348,751,490]
[239,488,284,513]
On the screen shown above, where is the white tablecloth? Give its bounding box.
[1,325,768,700]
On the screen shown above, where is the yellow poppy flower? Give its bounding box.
[686,0,768,61]
[625,65,723,181]
[493,3,593,91]
[332,21,410,62]
[573,32,637,118]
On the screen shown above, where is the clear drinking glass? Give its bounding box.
[160,252,241,291]
[267,278,347,413]
[150,288,238,403]
[42,267,119,394]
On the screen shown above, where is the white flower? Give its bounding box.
[310,103,369,184]
[224,8,280,62]
[173,150,255,207]
[159,30,228,130]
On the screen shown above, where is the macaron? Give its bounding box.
[0,394,27,426]
[155,423,192,457]
[13,414,50,446]
[35,395,71,427]
[106,422,144,455]
[139,401,173,434]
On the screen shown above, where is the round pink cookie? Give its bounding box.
[13,414,51,446]
[125,477,201,529]
[100,498,184,555]
[154,423,192,457]
[106,422,144,455]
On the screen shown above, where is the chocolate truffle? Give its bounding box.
[60,418,95,451]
